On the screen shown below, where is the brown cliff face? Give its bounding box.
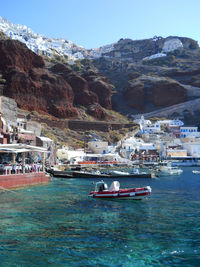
[0,40,44,72]
[82,70,114,110]
[0,39,114,119]
[125,75,187,110]
[0,39,78,118]
[51,63,98,106]
[51,63,114,117]
[92,36,200,116]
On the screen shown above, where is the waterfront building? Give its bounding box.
[56,148,85,164]
[167,149,187,158]
[182,141,200,157]
[121,136,158,161]
[0,143,50,190]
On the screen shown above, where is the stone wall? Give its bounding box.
[68,120,136,132]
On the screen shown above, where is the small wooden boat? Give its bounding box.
[88,181,152,200]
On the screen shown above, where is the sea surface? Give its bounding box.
[0,167,200,266]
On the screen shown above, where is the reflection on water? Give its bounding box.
[0,168,200,266]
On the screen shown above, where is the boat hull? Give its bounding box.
[51,170,73,178]
[72,171,153,179]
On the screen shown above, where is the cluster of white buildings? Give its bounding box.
[55,115,200,166]
[0,16,115,64]
[116,116,200,164]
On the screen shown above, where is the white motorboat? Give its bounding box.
[156,161,183,176]
[192,170,200,174]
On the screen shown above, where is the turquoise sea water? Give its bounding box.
[0,167,200,266]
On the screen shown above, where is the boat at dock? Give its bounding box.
[156,161,183,176]
[88,180,152,200]
[49,169,74,178]
[68,169,154,178]
[192,170,200,174]
[48,165,155,178]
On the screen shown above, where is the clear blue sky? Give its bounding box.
[1,0,200,48]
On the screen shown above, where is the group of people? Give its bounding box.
[0,163,43,175]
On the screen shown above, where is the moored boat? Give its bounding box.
[88,180,152,200]
[72,169,154,178]
[192,170,200,174]
[156,161,183,176]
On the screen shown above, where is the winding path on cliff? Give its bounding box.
[133,97,200,119]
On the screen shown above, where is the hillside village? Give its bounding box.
[1,94,200,175]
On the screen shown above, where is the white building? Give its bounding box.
[121,136,157,159]
[180,127,200,138]
[135,116,161,134]
[183,142,200,157]
[157,120,184,127]
[88,141,108,154]
[141,123,161,134]
[56,147,85,163]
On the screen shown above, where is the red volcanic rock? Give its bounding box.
[0,40,78,118]
[0,40,114,120]
[51,63,98,106]
[5,67,78,118]
[52,64,114,118]
[82,71,114,109]
[0,39,44,72]
[125,75,187,110]
[87,104,110,120]
[65,73,98,106]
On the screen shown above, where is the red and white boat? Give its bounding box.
[88,180,152,200]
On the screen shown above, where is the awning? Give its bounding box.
[0,144,47,153]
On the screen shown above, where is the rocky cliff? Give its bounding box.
[0,35,114,120]
[92,36,200,117]
[1,30,200,124]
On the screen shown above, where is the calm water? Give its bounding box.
[0,168,200,266]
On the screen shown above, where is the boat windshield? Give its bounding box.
[109,181,120,191]
[95,181,108,192]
